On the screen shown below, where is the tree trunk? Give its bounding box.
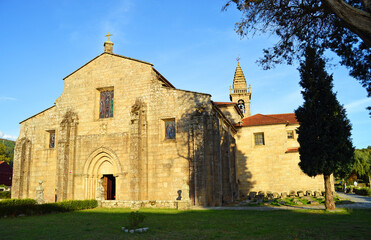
[321,0,371,47]
[324,174,336,210]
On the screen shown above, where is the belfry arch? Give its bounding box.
[83,147,122,200]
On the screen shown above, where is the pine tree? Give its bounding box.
[295,46,354,210]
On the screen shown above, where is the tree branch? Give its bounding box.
[321,0,371,47]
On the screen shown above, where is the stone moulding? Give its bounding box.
[101,200,191,210]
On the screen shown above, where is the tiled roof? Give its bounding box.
[214,102,236,105]
[266,113,298,125]
[238,113,298,127]
[285,147,299,153]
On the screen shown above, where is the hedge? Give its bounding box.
[0,191,11,199]
[0,199,97,217]
[354,187,371,196]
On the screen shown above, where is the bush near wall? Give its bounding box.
[354,188,371,196]
[0,191,11,199]
[0,199,97,217]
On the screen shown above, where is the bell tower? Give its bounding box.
[229,61,251,116]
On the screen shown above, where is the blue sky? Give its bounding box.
[0,0,370,148]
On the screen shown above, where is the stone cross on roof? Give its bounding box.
[105,32,113,41]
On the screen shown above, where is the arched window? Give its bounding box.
[238,99,245,113]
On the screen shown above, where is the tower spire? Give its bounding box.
[230,61,252,116]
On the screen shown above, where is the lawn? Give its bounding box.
[1,208,370,240]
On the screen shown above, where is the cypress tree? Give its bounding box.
[295,46,354,210]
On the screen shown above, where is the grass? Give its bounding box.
[1,208,370,240]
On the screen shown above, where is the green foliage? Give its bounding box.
[354,187,371,196]
[295,46,354,178]
[0,191,11,199]
[0,199,97,217]
[270,199,281,206]
[127,211,145,229]
[0,143,11,165]
[223,0,371,102]
[353,148,371,184]
[297,198,310,205]
[312,197,325,204]
[283,198,298,206]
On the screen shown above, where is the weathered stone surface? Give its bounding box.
[272,192,279,199]
[11,40,333,207]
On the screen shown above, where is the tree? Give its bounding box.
[223,0,371,103]
[0,143,11,165]
[295,46,354,210]
[353,148,371,185]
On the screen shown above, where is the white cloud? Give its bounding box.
[0,131,17,141]
[344,98,371,113]
[0,96,17,101]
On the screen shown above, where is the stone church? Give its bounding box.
[12,37,325,208]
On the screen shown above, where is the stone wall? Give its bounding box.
[235,123,330,197]
[12,52,237,206]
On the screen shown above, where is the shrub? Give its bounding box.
[354,187,371,196]
[0,191,11,199]
[298,198,310,205]
[270,199,281,206]
[127,211,145,229]
[283,198,298,206]
[334,184,343,192]
[0,199,97,217]
[0,199,37,216]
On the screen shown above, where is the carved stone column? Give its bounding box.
[11,137,32,199]
[56,110,78,201]
[129,99,148,200]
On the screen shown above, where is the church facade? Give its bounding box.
[12,39,326,207]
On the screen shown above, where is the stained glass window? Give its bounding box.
[99,90,114,118]
[165,120,176,139]
[49,131,55,148]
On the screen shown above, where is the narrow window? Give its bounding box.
[99,90,114,118]
[165,119,176,139]
[287,130,294,139]
[254,132,265,145]
[49,131,55,148]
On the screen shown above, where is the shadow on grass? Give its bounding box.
[1,208,370,240]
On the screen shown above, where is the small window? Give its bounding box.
[49,131,55,148]
[99,90,114,118]
[254,132,265,145]
[165,119,176,139]
[287,130,294,139]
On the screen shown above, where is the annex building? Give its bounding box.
[12,38,325,207]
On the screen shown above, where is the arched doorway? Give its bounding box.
[102,174,116,200]
[83,147,122,200]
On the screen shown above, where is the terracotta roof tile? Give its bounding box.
[285,147,299,153]
[214,102,236,105]
[266,113,298,124]
[238,113,298,127]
